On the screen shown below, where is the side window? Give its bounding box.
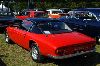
[30,26,42,34]
[21,20,33,30]
[29,23,43,34]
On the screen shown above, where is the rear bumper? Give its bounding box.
[48,49,95,59]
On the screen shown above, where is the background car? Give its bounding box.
[73,8,100,20]
[5,18,96,62]
[0,11,22,32]
[16,9,46,20]
[59,11,100,43]
[46,9,67,18]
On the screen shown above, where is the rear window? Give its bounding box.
[22,20,33,30]
[74,11,96,19]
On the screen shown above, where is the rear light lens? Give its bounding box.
[56,48,64,56]
[56,47,70,56]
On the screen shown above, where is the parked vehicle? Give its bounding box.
[5,18,96,62]
[46,9,67,18]
[73,8,100,20]
[59,11,100,43]
[59,8,71,13]
[16,9,45,20]
[0,11,22,32]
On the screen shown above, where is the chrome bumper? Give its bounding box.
[48,49,95,59]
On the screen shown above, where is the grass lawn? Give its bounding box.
[0,34,100,66]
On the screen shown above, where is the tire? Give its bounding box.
[5,32,13,44]
[30,43,44,63]
[96,36,100,45]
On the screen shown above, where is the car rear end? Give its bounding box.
[49,41,96,59]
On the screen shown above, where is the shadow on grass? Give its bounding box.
[0,55,6,66]
[44,52,100,66]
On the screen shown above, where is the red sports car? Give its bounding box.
[5,18,96,62]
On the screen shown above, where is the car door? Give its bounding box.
[67,17,86,32]
[15,20,33,46]
[63,17,79,31]
[13,28,28,46]
[85,19,100,37]
[8,20,33,47]
[76,19,87,33]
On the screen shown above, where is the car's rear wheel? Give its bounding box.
[96,36,100,45]
[30,43,44,63]
[5,32,13,44]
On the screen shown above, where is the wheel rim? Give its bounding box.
[5,33,9,42]
[31,46,38,60]
[98,38,100,42]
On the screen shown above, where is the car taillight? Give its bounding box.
[56,47,71,56]
[56,48,64,56]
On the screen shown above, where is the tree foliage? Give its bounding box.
[2,0,100,11]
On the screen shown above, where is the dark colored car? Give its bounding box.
[59,11,100,43]
[5,18,95,62]
[73,8,100,20]
[0,11,22,31]
[60,8,71,13]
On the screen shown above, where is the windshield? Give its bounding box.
[74,11,96,19]
[31,21,72,34]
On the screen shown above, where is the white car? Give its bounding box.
[46,9,64,18]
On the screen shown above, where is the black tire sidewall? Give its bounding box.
[96,36,100,45]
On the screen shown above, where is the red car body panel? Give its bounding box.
[6,26,96,57]
[16,11,45,20]
[16,16,29,20]
[16,11,35,20]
